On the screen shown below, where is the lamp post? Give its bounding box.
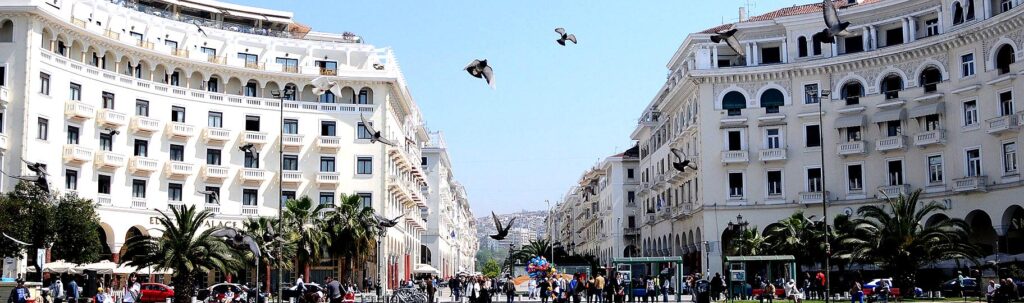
[806,88,832,303]
[270,88,293,303]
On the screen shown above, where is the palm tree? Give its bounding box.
[764,211,828,268]
[121,205,242,303]
[282,196,330,280]
[326,193,379,281]
[731,227,768,256]
[842,189,980,289]
[243,216,296,293]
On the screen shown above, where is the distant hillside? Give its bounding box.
[475,210,548,250]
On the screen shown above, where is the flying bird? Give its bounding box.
[710,28,745,58]
[554,28,577,46]
[670,148,698,173]
[210,227,261,259]
[359,113,396,146]
[489,212,517,240]
[374,213,405,228]
[311,76,342,96]
[813,0,853,43]
[1,160,51,193]
[464,59,495,89]
[238,143,257,155]
[192,20,207,37]
[105,128,120,136]
[2,232,29,246]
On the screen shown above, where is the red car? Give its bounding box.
[140,283,174,303]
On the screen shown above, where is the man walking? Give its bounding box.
[8,279,30,303]
[50,278,65,303]
[595,274,605,303]
[504,277,516,303]
[326,277,342,303]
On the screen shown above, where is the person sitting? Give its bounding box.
[760,283,775,303]
[784,280,803,303]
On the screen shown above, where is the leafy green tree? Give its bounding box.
[481,259,501,278]
[0,182,55,259]
[244,216,296,293]
[730,226,768,256]
[122,205,242,303]
[326,193,379,281]
[283,196,330,279]
[50,193,102,263]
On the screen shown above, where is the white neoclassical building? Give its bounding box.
[623,0,1024,276]
[0,0,475,290]
[421,131,479,278]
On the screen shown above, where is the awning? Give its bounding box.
[413,264,440,275]
[27,260,79,274]
[834,115,866,128]
[724,255,796,262]
[176,0,224,14]
[80,260,118,275]
[872,108,906,123]
[909,102,945,118]
[264,15,292,24]
[224,10,265,20]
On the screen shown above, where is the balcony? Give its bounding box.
[165,122,195,140]
[837,141,867,156]
[204,203,221,214]
[130,198,147,209]
[913,130,946,147]
[241,131,269,145]
[953,176,987,192]
[721,150,749,164]
[0,86,8,108]
[281,171,303,184]
[104,29,120,40]
[758,148,787,162]
[0,133,7,151]
[318,136,341,151]
[93,151,127,169]
[172,49,189,58]
[96,194,112,206]
[282,134,304,149]
[167,201,185,212]
[135,40,154,49]
[799,191,828,204]
[239,168,269,183]
[241,206,259,216]
[97,109,128,127]
[202,165,230,181]
[987,115,1019,134]
[623,228,640,236]
[130,116,161,134]
[320,68,338,76]
[62,145,94,164]
[878,184,911,198]
[164,161,195,178]
[64,100,96,120]
[130,157,160,174]
[317,172,341,185]
[876,136,906,152]
[203,127,232,144]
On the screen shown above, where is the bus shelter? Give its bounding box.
[612,257,684,301]
[723,255,796,301]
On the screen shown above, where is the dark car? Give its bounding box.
[941,278,979,297]
[140,283,175,303]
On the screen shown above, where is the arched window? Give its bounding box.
[244,81,258,97]
[722,91,746,116]
[841,81,864,105]
[812,34,823,55]
[881,74,904,99]
[283,84,298,100]
[798,36,808,57]
[996,44,1015,75]
[966,0,976,20]
[953,2,965,25]
[320,91,336,103]
[760,89,785,113]
[0,20,13,42]
[919,66,943,92]
[358,88,372,104]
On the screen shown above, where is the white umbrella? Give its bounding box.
[113,264,139,275]
[80,260,118,275]
[27,260,79,274]
[413,264,440,275]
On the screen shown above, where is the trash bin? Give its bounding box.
[695,281,710,303]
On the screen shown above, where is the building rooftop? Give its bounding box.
[700,0,883,34]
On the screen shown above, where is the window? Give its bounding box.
[357,157,373,174]
[357,123,372,139]
[129,31,143,41]
[37,118,48,140]
[244,82,257,97]
[281,191,296,207]
[39,73,49,95]
[320,91,336,103]
[926,19,939,36]
[884,27,904,46]
[797,36,808,57]
[135,100,149,116]
[98,175,111,194]
[807,167,822,192]
[726,130,742,151]
[99,133,112,151]
[276,57,298,72]
[200,47,216,58]
[805,124,821,147]
[206,149,221,165]
[760,89,784,113]
[963,100,979,126]
[722,91,746,116]
[765,129,781,149]
[421,157,427,166]
[924,115,941,131]
[207,78,219,92]
[69,83,81,100]
[1004,142,1018,174]
[321,121,336,136]
[282,155,299,171]
[966,148,982,177]
[1000,91,1014,116]
[245,116,260,131]
[238,53,259,67]
[169,144,184,161]
[627,191,636,204]
[1002,0,1013,13]
[846,126,862,142]
[928,155,944,184]
[811,34,823,55]
[319,192,335,206]
[804,84,819,104]
[167,72,180,86]
[847,164,863,191]
[168,183,183,201]
[320,156,336,172]
[283,119,298,134]
[204,186,220,204]
[132,179,146,198]
[0,112,4,133]
[316,60,337,75]
[357,89,371,104]
[920,67,942,92]
[885,121,902,137]
[66,126,79,144]
[242,189,258,206]
[844,36,864,53]
[244,152,259,169]
[761,47,781,64]
[887,160,904,186]
[164,39,178,50]
[728,172,744,198]
[133,139,148,157]
[358,193,372,208]
[961,53,975,77]
[65,169,77,191]
[102,92,115,109]
[881,75,903,99]
[627,168,635,179]
[171,106,186,123]
[841,82,863,105]
[208,112,223,128]
[766,170,783,196]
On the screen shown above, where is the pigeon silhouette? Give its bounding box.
[5,160,51,193]
[812,0,853,43]
[192,20,207,37]
[311,76,342,96]
[710,28,745,58]
[670,148,698,173]
[465,59,496,89]
[2,232,28,246]
[489,211,517,240]
[210,227,261,259]
[359,113,396,146]
[105,128,120,136]
[374,213,405,228]
[555,28,577,46]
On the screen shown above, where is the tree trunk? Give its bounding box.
[265,263,272,293]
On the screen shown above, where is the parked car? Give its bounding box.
[940,277,979,297]
[139,283,175,303]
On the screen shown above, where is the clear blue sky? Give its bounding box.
[237,0,804,215]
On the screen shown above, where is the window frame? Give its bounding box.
[960,52,976,78]
[356,157,373,175]
[927,154,945,185]
[965,147,983,177]
[168,183,183,202]
[1002,141,1018,175]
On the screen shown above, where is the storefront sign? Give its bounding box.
[148,217,241,229]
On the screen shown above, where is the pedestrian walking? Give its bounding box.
[849,281,863,303]
[51,278,65,303]
[504,277,516,303]
[7,279,29,303]
[426,277,437,303]
[529,278,538,299]
[986,280,998,303]
[122,274,140,303]
[710,274,724,301]
[540,278,551,303]
[595,273,606,303]
[326,277,341,303]
[877,279,891,303]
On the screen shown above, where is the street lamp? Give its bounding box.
[806,88,833,303]
[270,88,293,302]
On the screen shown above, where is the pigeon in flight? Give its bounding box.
[210,227,261,259]
[670,148,698,173]
[464,59,496,89]
[710,28,745,58]
[105,128,120,136]
[238,143,258,156]
[192,20,207,37]
[2,232,29,246]
[489,212,517,240]
[359,113,396,146]
[554,28,577,46]
[374,213,405,228]
[3,160,51,193]
[813,0,852,43]
[311,76,342,96]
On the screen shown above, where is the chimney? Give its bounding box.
[739,7,748,22]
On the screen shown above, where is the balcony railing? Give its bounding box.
[164,161,195,178]
[799,191,828,204]
[172,49,189,58]
[758,148,787,162]
[239,168,268,182]
[94,151,127,168]
[878,184,911,198]
[987,115,1019,134]
[104,30,120,40]
[64,100,96,120]
[130,116,161,134]
[242,131,269,145]
[913,129,946,147]
[837,141,867,156]
[281,66,299,73]
[241,206,259,216]
[281,171,303,183]
[202,165,230,180]
[131,198,147,209]
[63,145,94,163]
[97,109,128,127]
[721,150,749,164]
[167,201,186,212]
[282,134,304,148]
[130,157,160,173]
[204,203,221,214]
[135,40,154,49]
[623,228,640,236]
[203,127,232,143]
[319,136,341,150]
[876,136,906,152]
[208,56,227,64]
[97,194,112,206]
[953,176,987,192]
[243,61,265,70]
[320,68,338,76]
[318,172,341,184]
[165,122,195,139]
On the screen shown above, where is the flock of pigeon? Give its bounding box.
[712,0,852,58]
